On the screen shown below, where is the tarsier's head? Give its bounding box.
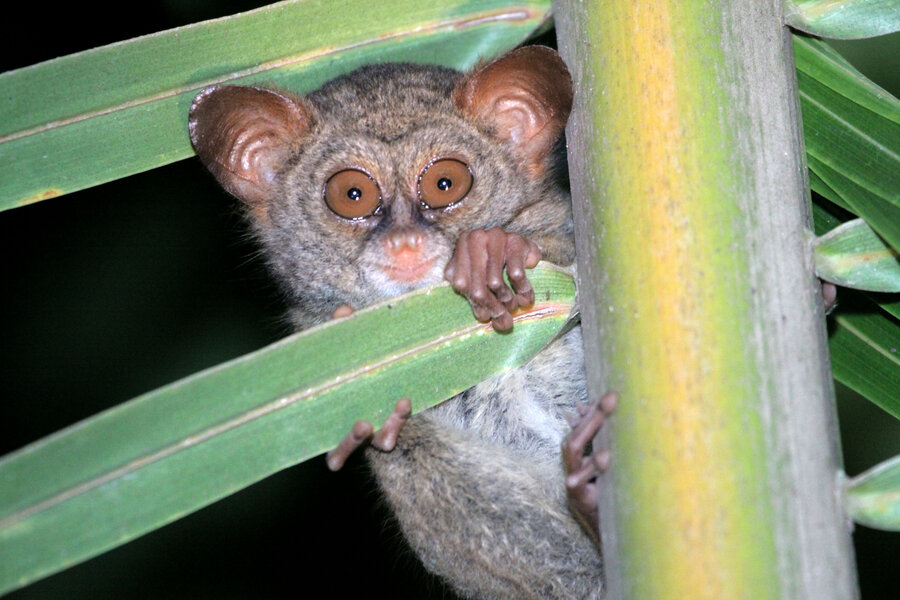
[189,46,572,327]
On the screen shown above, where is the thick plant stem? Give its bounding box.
[553,1,859,599]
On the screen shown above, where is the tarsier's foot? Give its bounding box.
[563,391,618,542]
[325,398,412,471]
[444,228,542,332]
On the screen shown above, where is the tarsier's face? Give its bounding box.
[189,48,572,325]
[268,68,536,305]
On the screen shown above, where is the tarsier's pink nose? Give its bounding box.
[381,228,433,282]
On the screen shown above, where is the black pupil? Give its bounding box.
[437,177,452,191]
[347,187,362,200]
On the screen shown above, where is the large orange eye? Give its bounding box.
[417,159,473,209]
[324,169,382,219]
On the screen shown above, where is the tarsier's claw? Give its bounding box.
[325,398,412,471]
[444,228,542,332]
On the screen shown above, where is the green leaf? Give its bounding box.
[0,263,576,595]
[795,36,900,250]
[0,0,551,212]
[845,454,900,530]
[785,0,900,40]
[810,155,900,251]
[815,218,900,292]
[877,295,900,320]
[829,292,900,420]
[813,203,900,403]
[810,168,854,213]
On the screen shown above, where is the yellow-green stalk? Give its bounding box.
[554,1,858,598]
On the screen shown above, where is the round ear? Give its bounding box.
[454,46,573,173]
[188,85,311,208]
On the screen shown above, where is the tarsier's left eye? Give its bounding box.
[324,168,382,220]
[417,159,473,209]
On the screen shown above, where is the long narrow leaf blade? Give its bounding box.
[795,36,900,250]
[785,0,900,40]
[809,154,900,251]
[829,294,900,420]
[815,218,900,292]
[0,0,550,212]
[845,454,900,530]
[0,263,575,595]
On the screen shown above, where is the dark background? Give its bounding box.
[2,2,898,597]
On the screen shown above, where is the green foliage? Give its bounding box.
[785,0,900,39]
[797,36,900,252]
[813,202,900,422]
[0,264,575,594]
[830,297,900,421]
[846,454,900,530]
[0,0,551,211]
[815,218,900,292]
[798,36,900,426]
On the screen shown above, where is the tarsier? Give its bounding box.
[189,46,615,599]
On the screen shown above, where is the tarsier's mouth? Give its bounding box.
[380,255,436,283]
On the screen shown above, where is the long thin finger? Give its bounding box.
[566,456,600,491]
[485,229,516,311]
[447,232,471,293]
[599,390,618,415]
[371,398,412,452]
[593,448,612,472]
[563,401,608,469]
[467,230,490,309]
[326,420,373,471]
[505,234,537,307]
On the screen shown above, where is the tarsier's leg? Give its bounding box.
[563,391,617,544]
[367,415,604,600]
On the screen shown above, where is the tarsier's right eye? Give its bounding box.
[324,169,382,219]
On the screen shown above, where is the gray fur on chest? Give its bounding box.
[428,325,586,462]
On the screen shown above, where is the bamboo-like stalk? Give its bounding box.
[554,1,858,598]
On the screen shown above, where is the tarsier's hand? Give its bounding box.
[444,228,542,332]
[563,391,618,545]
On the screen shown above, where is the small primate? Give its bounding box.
[189,46,614,599]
